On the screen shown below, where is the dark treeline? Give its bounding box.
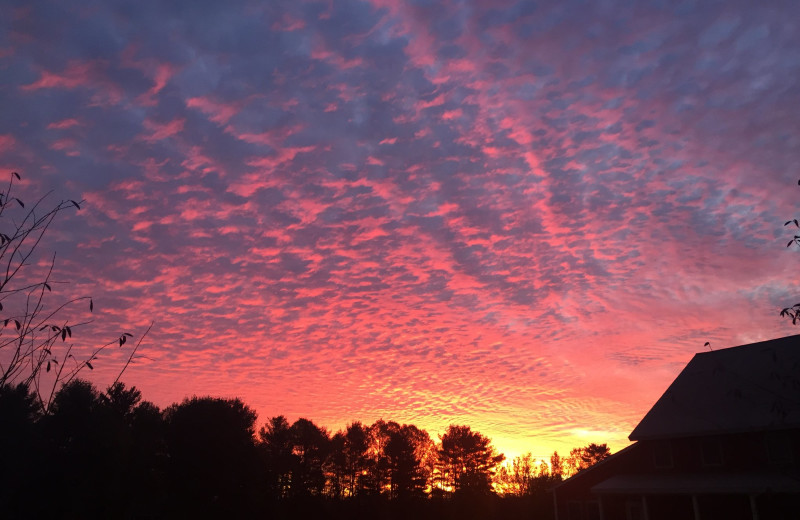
[0,380,609,520]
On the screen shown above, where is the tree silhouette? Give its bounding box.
[327,430,348,499]
[436,424,505,496]
[100,382,167,517]
[0,171,146,411]
[288,417,330,497]
[565,442,611,476]
[365,419,397,495]
[341,421,371,498]
[495,453,536,496]
[0,368,615,517]
[2,379,169,518]
[550,451,564,480]
[258,415,294,500]
[782,195,800,323]
[257,415,331,500]
[496,452,563,502]
[0,369,612,520]
[325,422,374,500]
[40,379,112,517]
[0,382,42,518]
[385,423,434,499]
[164,396,261,517]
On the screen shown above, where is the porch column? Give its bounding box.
[642,495,650,520]
[692,495,700,520]
[552,489,559,520]
[749,494,759,520]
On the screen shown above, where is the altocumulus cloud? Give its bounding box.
[0,0,798,457]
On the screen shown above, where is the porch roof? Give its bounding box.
[591,472,800,495]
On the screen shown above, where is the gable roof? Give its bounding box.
[629,334,800,441]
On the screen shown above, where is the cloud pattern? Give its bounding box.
[1,0,798,458]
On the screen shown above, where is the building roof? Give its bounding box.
[629,335,800,441]
[550,442,639,492]
[592,472,800,495]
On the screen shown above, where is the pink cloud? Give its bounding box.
[186,96,241,125]
[47,118,81,130]
[49,138,80,156]
[140,118,185,142]
[441,108,463,120]
[137,63,177,106]
[21,61,94,91]
[271,13,306,31]
[21,60,124,107]
[311,46,364,69]
[0,134,17,154]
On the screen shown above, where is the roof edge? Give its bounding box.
[630,423,800,442]
[550,442,638,492]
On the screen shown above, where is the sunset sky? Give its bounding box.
[1,0,799,461]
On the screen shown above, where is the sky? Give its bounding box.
[1,0,799,461]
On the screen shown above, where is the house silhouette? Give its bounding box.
[552,334,800,520]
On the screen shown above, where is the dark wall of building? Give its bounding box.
[553,428,800,520]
